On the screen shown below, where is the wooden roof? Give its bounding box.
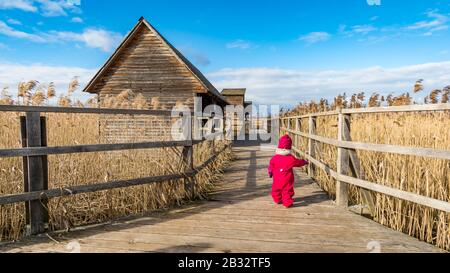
[221,88,247,96]
[83,17,229,105]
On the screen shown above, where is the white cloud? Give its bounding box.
[338,10,449,42]
[7,18,22,25]
[0,0,81,17]
[351,25,377,35]
[226,39,252,50]
[0,0,37,12]
[71,16,83,23]
[0,20,46,42]
[0,20,122,52]
[339,24,377,37]
[298,32,330,44]
[208,61,450,106]
[0,62,96,102]
[37,0,81,17]
[406,10,448,30]
[51,28,123,52]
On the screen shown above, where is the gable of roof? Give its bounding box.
[83,17,229,105]
[221,88,247,96]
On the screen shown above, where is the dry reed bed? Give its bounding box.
[0,111,232,242]
[288,110,450,250]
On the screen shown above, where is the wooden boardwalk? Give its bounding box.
[0,142,443,253]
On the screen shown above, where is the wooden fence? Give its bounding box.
[280,103,450,214]
[0,105,229,235]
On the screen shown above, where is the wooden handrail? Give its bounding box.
[282,127,450,160]
[0,104,184,116]
[0,142,231,206]
[281,103,450,119]
[0,140,194,158]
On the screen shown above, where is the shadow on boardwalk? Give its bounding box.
[0,140,444,253]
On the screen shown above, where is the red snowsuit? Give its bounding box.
[268,135,309,208]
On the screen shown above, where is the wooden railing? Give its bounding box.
[280,103,450,213]
[0,105,229,235]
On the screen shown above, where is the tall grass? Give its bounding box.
[0,79,233,241]
[284,83,450,250]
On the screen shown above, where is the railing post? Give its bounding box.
[24,112,49,235]
[182,112,195,199]
[182,143,194,199]
[20,117,29,227]
[336,110,349,207]
[308,116,316,177]
[342,113,375,215]
[295,118,301,151]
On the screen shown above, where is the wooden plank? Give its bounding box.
[308,116,316,177]
[25,112,48,235]
[336,112,349,207]
[0,144,230,206]
[40,117,49,226]
[336,174,450,213]
[281,103,450,119]
[0,105,177,116]
[182,144,194,198]
[0,140,194,158]
[342,103,450,115]
[281,110,339,119]
[20,116,30,227]
[0,173,190,206]
[282,128,450,160]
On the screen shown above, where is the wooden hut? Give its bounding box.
[83,17,229,142]
[221,88,253,136]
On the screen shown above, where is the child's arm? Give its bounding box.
[268,158,274,178]
[292,157,309,168]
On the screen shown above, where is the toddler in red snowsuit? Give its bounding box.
[268,135,309,208]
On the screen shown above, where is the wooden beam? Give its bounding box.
[0,140,194,158]
[0,143,231,206]
[281,103,450,119]
[20,116,30,227]
[0,173,192,206]
[0,105,179,116]
[25,112,48,235]
[181,110,194,199]
[336,112,349,207]
[281,128,450,160]
[308,117,316,177]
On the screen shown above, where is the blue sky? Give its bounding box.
[1,0,450,106]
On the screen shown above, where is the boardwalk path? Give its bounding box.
[0,142,443,253]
